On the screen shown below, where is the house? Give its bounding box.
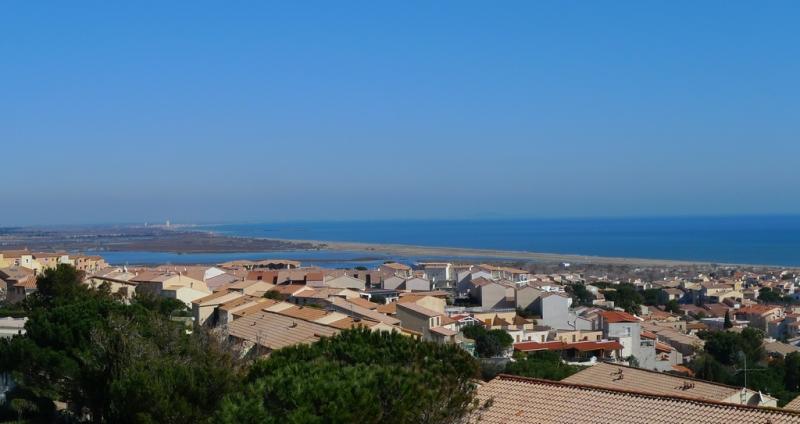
[403,277,431,292]
[324,275,366,290]
[736,305,785,334]
[395,303,454,344]
[226,279,275,296]
[535,293,593,330]
[663,288,686,302]
[469,278,512,310]
[0,267,37,303]
[382,276,405,290]
[191,289,245,326]
[513,340,623,362]
[325,297,400,326]
[477,264,530,283]
[563,362,777,407]
[470,375,798,424]
[376,294,445,316]
[72,255,109,273]
[227,311,340,356]
[598,310,649,366]
[515,285,541,311]
[289,287,361,307]
[379,262,412,278]
[418,262,453,284]
[84,269,139,301]
[216,296,277,326]
[131,271,211,307]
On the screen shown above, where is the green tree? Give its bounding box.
[664,299,681,314]
[462,325,513,358]
[759,287,783,303]
[568,283,594,307]
[602,283,643,314]
[216,328,480,424]
[723,310,733,329]
[700,327,764,366]
[505,351,584,380]
[784,352,800,391]
[690,352,732,383]
[0,264,241,424]
[642,288,665,306]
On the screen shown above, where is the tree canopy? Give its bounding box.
[1,264,483,423]
[216,328,480,424]
[0,265,242,423]
[602,283,643,314]
[505,351,584,380]
[462,324,513,358]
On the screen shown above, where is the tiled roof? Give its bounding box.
[396,302,440,318]
[227,311,339,351]
[277,305,329,321]
[562,362,747,403]
[785,395,800,411]
[328,297,400,326]
[346,297,378,310]
[429,326,457,336]
[738,304,783,315]
[473,374,800,424]
[514,340,623,353]
[600,310,640,323]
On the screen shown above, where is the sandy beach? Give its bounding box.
[273,238,723,267]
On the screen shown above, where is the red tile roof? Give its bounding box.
[514,340,623,353]
[600,310,640,323]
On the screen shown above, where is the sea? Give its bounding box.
[101,216,800,267]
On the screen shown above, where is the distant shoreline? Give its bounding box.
[256,237,762,267]
[1,224,794,268]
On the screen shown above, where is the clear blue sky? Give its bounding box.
[2,1,799,226]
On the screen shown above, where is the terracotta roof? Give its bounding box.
[785,395,800,411]
[376,302,396,314]
[346,297,378,310]
[275,305,329,321]
[429,326,457,336]
[562,362,756,404]
[514,340,622,353]
[474,374,800,424]
[328,297,400,326]
[396,302,441,318]
[227,311,338,351]
[270,284,309,296]
[600,310,640,323]
[381,262,410,270]
[738,304,783,315]
[641,330,657,340]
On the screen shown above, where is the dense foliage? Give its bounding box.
[215,328,480,424]
[505,351,584,380]
[758,287,784,303]
[566,283,594,307]
[1,265,482,423]
[601,283,643,314]
[0,265,242,423]
[691,328,800,405]
[462,324,513,358]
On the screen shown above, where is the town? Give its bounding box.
[4,249,800,422]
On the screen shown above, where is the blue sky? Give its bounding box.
[2,1,798,226]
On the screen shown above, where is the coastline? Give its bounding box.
[265,237,744,267]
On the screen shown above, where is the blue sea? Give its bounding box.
[192,216,800,267]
